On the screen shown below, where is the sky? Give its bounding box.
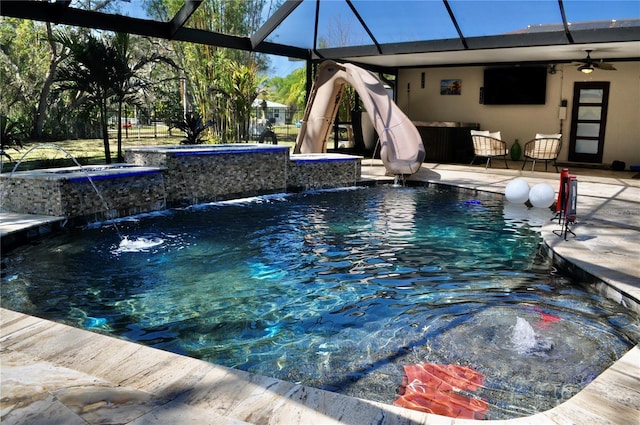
[269,56,305,78]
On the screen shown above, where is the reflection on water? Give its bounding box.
[2,186,638,420]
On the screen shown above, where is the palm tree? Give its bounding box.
[213,59,266,142]
[54,31,178,163]
[109,33,177,161]
[54,32,113,163]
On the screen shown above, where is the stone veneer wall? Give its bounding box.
[0,177,63,216]
[287,156,362,190]
[0,170,166,220]
[126,146,289,206]
[1,146,363,221]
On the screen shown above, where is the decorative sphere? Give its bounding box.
[505,178,530,203]
[529,183,556,208]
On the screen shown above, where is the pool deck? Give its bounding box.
[1,161,639,424]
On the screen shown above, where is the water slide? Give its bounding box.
[294,60,425,176]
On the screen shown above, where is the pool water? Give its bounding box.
[2,186,638,420]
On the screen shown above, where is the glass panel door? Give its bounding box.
[575,139,599,154]
[568,82,610,163]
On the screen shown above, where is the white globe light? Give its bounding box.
[505,178,530,203]
[529,183,556,208]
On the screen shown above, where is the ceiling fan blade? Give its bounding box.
[594,62,616,70]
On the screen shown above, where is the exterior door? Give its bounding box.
[568,82,610,163]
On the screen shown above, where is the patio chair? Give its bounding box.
[470,130,509,169]
[521,134,562,172]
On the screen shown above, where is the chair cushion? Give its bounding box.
[470,130,502,140]
[535,133,561,139]
[470,130,490,136]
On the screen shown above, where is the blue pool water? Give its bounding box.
[1,185,638,419]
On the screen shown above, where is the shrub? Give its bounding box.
[172,112,210,145]
[1,115,25,162]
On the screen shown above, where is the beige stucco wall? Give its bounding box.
[397,62,640,167]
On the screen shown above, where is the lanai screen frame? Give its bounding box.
[2,1,639,96]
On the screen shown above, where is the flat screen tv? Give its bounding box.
[483,66,547,105]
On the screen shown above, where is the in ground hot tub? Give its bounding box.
[0,164,165,220]
[126,144,290,206]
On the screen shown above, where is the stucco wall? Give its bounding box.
[398,62,640,167]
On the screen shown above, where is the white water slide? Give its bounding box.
[294,60,425,176]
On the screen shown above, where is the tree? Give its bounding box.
[213,60,267,142]
[0,18,53,137]
[34,23,62,139]
[54,32,114,163]
[268,67,306,121]
[108,32,177,161]
[53,30,179,163]
[0,1,123,139]
[147,0,268,142]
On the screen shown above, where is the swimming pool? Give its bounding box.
[1,185,638,420]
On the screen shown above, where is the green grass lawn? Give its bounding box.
[1,136,184,172]
[1,129,299,173]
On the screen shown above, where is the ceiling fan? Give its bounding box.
[573,50,617,74]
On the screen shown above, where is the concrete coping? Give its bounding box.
[0,164,162,182]
[126,144,289,157]
[290,153,363,163]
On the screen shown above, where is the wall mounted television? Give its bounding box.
[483,66,547,105]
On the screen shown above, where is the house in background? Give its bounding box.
[251,99,288,126]
[249,99,289,139]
